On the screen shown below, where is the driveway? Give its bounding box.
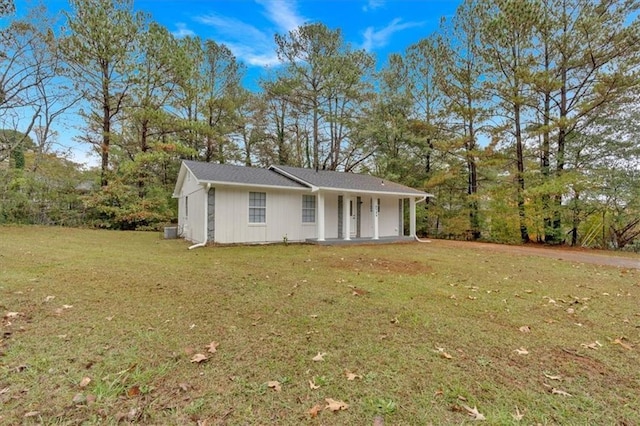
[427,239,640,270]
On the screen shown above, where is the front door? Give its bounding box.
[349,199,357,237]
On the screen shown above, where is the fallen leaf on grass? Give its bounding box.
[308,404,322,418]
[312,352,326,361]
[325,398,349,411]
[551,388,572,397]
[72,393,87,404]
[544,373,562,381]
[127,385,141,397]
[44,296,55,302]
[4,312,21,319]
[514,348,529,355]
[434,347,453,359]
[190,353,208,364]
[461,404,486,421]
[345,371,361,381]
[519,326,531,333]
[351,287,369,296]
[62,305,73,309]
[309,379,320,390]
[206,341,219,353]
[0,387,9,395]
[580,341,602,350]
[24,411,39,418]
[612,337,633,350]
[267,381,281,392]
[79,377,91,388]
[512,406,524,421]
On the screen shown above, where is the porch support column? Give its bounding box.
[373,197,379,240]
[317,192,325,241]
[410,197,416,238]
[343,195,351,240]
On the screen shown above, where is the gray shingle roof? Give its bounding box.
[272,165,427,196]
[184,160,306,189]
[181,160,427,196]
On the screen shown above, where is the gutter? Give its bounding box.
[188,183,211,250]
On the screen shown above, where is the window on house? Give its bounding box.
[302,195,316,223]
[249,192,266,223]
[185,196,189,218]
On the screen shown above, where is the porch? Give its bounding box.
[305,235,416,245]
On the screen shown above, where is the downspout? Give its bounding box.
[413,195,432,243]
[188,183,211,250]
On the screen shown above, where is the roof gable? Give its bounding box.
[183,160,307,189]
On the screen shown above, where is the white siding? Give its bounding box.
[361,197,373,238]
[324,194,339,239]
[178,171,207,243]
[214,187,315,244]
[378,196,401,237]
[357,196,400,238]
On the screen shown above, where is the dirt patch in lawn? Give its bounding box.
[327,256,433,275]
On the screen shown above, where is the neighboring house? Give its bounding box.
[172,160,431,246]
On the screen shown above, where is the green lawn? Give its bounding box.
[1,226,639,425]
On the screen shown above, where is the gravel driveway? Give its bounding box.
[428,239,640,270]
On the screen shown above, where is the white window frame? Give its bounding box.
[302,195,316,223]
[249,192,266,224]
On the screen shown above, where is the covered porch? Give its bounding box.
[305,235,416,245]
[313,192,423,242]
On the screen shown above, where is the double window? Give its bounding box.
[249,192,266,223]
[302,195,316,223]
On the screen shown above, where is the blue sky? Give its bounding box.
[140,0,460,76]
[20,0,461,86]
[11,0,461,167]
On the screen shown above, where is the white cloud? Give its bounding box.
[363,0,386,12]
[223,42,280,68]
[172,22,195,38]
[361,18,423,51]
[257,0,306,32]
[195,13,271,45]
[193,0,306,68]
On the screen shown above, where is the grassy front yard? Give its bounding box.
[1,226,639,424]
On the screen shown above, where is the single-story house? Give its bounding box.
[172,160,431,246]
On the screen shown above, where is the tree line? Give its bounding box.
[1,0,638,249]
